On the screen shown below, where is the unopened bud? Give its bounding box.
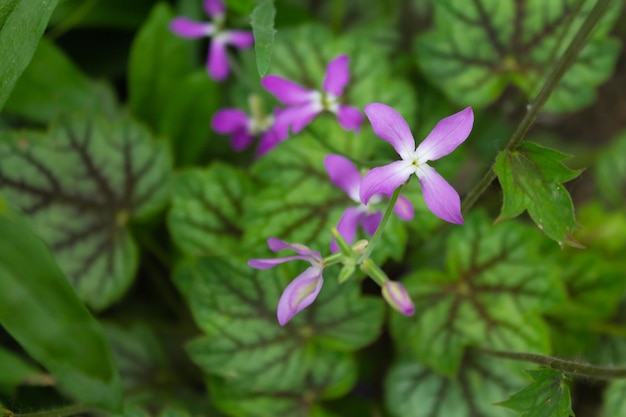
[382,281,414,316]
[353,239,368,255]
[338,264,355,283]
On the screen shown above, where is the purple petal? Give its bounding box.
[382,281,415,316]
[230,129,254,151]
[361,211,383,236]
[256,128,287,156]
[360,160,414,204]
[203,0,225,17]
[364,103,416,160]
[280,103,321,134]
[267,237,320,258]
[277,266,324,325]
[331,207,362,252]
[324,154,361,202]
[337,105,363,132]
[322,55,350,97]
[170,17,213,38]
[261,75,315,105]
[248,255,313,269]
[225,30,254,49]
[417,164,463,224]
[211,109,249,133]
[207,38,229,80]
[393,195,414,220]
[416,107,473,162]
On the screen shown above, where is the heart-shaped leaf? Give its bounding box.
[168,163,254,258]
[174,256,384,394]
[390,211,564,376]
[495,142,582,248]
[0,115,172,310]
[497,368,573,417]
[415,0,621,112]
[385,356,522,417]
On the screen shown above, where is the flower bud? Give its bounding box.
[382,281,414,316]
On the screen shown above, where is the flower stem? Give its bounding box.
[358,186,401,263]
[475,347,626,380]
[461,0,612,213]
[1,404,93,417]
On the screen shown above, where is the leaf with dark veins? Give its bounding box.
[390,211,564,376]
[416,0,621,112]
[0,115,172,310]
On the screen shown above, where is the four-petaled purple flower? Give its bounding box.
[360,103,473,225]
[324,154,414,252]
[248,238,324,326]
[169,0,254,81]
[211,107,288,156]
[261,55,363,135]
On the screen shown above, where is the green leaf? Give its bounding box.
[0,198,122,410]
[415,0,621,112]
[603,380,626,417]
[390,211,563,376]
[385,357,522,417]
[498,368,573,417]
[595,130,626,207]
[495,142,582,248]
[0,346,42,393]
[174,257,384,393]
[4,39,117,123]
[168,163,254,257]
[0,0,58,112]
[50,0,155,30]
[251,0,276,77]
[0,115,172,310]
[128,2,196,130]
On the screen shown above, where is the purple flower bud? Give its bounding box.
[382,281,415,316]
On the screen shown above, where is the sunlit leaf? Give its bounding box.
[495,142,582,247]
[390,211,563,376]
[0,0,58,112]
[0,198,122,410]
[0,115,172,310]
[415,0,621,112]
[497,368,573,417]
[385,356,522,417]
[251,0,276,77]
[168,163,254,257]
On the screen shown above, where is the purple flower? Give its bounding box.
[248,238,324,325]
[324,154,414,252]
[211,108,289,156]
[169,0,254,81]
[360,103,473,224]
[382,281,414,316]
[261,55,363,135]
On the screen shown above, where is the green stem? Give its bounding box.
[358,186,401,263]
[476,347,626,380]
[461,0,612,213]
[1,404,93,417]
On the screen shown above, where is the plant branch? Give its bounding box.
[1,404,93,417]
[358,186,401,263]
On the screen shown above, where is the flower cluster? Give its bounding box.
[173,1,474,325]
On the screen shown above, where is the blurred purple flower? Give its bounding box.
[382,281,414,316]
[261,55,363,134]
[211,107,289,156]
[169,0,254,81]
[360,103,473,224]
[324,154,414,252]
[248,238,324,326]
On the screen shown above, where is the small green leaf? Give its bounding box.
[415,0,621,112]
[0,0,58,112]
[0,198,122,410]
[390,211,563,376]
[385,357,522,417]
[603,380,626,417]
[0,115,172,310]
[4,39,117,123]
[498,368,573,417]
[495,142,582,247]
[251,0,276,77]
[168,163,254,257]
[128,2,196,130]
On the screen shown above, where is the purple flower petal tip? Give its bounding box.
[382,281,414,316]
[170,17,213,38]
[277,267,323,325]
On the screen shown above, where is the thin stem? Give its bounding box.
[461,0,612,213]
[358,186,401,263]
[1,404,93,417]
[475,347,626,380]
